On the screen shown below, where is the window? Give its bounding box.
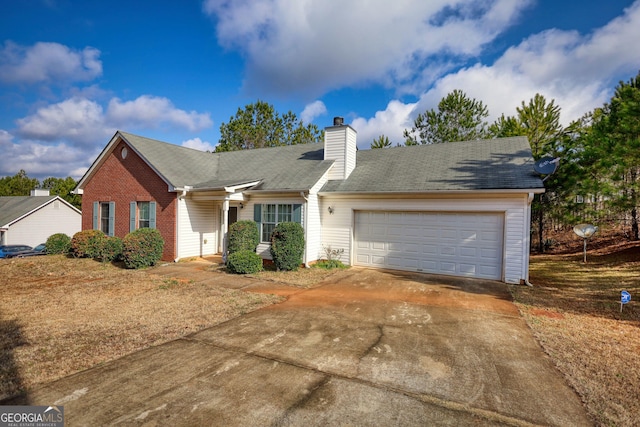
[93,201,115,236]
[130,201,156,232]
[255,203,302,242]
[100,202,110,233]
[139,202,150,228]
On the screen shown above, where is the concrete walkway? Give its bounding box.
[4,264,591,426]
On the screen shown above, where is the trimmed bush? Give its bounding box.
[269,222,305,271]
[45,233,71,255]
[227,250,263,274]
[228,220,260,255]
[70,230,107,258]
[313,259,348,270]
[122,228,165,269]
[99,236,123,262]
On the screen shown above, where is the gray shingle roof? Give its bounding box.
[321,137,544,193]
[116,132,542,194]
[119,132,220,189]
[120,131,333,191]
[0,196,57,227]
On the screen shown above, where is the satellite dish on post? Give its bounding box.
[534,156,560,181]
[573,223,598,263]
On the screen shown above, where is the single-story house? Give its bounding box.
[73,118,544,283]
[0,189,82,247]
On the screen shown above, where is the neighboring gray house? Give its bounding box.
[74,119,544,283]
[0,189,82,247]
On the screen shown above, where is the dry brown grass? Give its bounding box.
[250,265,347,288]
[510,244,640,427]
[0,255,282,401]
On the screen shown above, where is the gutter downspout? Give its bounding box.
[521,192,535,286]
[300,191,309,268]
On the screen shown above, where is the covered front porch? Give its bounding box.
[174,182,256,261]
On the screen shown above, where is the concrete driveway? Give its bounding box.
[5,267,591,426]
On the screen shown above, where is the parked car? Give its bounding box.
[0,244,33,258]
[7,243,47,258]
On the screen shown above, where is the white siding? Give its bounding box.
[6,198,81,247]
[176,198,217,259]
[320,195,532,284]
[304,170,330,264]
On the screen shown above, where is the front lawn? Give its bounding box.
[0,256,282,401]
[511,243,640,426]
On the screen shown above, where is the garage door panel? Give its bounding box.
[460,230,477,241]
[440,261,456,273]
[480,265,499,276]
[481,248,499,259]
[422,245,438,254]
[459,263,477,275]
[355,211,503,280]
[440,246,456,256]
[460,247,477,257]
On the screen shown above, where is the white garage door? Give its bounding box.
[354,211,504,280]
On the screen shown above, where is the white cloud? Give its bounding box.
[181,137,216,152]
[351,100,416,149]
[0,41,102,84]
[203,0,533,97]
[350,0,640,144]
[106,95,213,132]
[16,95,213,147]
[16,97,109,145]
[0,129,14,147]
[0,136,95,180]
[8,95,214,178]
[300,100,327,123]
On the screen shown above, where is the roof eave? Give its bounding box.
[318,188,546,197]
[244,187,315,195]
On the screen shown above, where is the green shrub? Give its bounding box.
[226,250,263,274]
[313,259,348,270]
[70,230,107,258]
[122,228,165,269]
[45,233,71,255]
[99,237,123,262]
[228,220,260,255]
[269,222,305,271]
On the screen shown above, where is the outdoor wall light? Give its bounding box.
[239,203,244,209]
[328,206,334,214]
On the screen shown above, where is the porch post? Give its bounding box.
[222,199,230,257]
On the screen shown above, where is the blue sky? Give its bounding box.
[1,0,639,180]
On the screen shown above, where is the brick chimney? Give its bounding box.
[324,117,357,180]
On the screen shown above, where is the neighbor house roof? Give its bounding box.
[320,137,544,193]
[0,196,59,227]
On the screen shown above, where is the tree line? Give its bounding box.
[0,170,81,210]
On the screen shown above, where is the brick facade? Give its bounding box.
[81,141,178,260]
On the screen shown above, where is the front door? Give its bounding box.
[228,207,238,227]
